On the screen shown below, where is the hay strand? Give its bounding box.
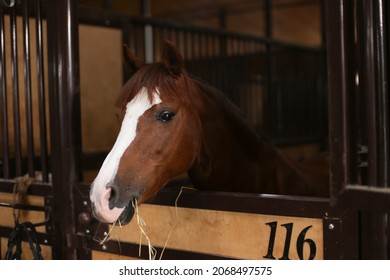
[92,186,195,260]
[132,199,157,260]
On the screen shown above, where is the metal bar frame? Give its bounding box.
[326,0,389,259]
[327,0,390,209]
[10,7,22,176]
[0,4,10,178]
[46,0,83,259]
[21,0,35,178]
[35,0,49,182]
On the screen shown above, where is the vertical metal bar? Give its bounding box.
[374,0,389,187]
[191,31,195,59]
[358,0,388,260]
[264,0,273,134]
[0,5,10,178]
[264,0,272,37]
[35,0,49,182]
[103,0,112,11]
[219,32,228,96]
[198,33,203,58]
[46,0,83,259]
[205,34,209,58]
[319,0,328,147]
[184,29,189,60]
[10,7,22,176]
[357,0,388,187]
[326,0,357,201]
[360,0,378,186]
[328,0,388,259]
[22,0,35,177]
[152,25,159,61]
[175,29,180,50]
[142,0,153,63]
[218,7,226,29]
[132,23,139,55]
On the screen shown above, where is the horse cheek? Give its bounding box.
[169,125,199,176]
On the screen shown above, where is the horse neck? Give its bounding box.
[187,79,315,195]
[187,81,274,192]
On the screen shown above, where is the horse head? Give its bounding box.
[90,40,201,225]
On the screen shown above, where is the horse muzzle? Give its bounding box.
[90,198,136,225]
[90,182,138,225]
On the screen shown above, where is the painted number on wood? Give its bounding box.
[263,221,317,260]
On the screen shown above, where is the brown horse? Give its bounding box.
[89,40,329,225]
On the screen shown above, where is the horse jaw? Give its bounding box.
[90,87,162,223]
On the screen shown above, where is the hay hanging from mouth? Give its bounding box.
[93,186,196,260]
[132,186,195,260]
[97,221,118,245]
[132,198,157,260]
[91,220,123,258]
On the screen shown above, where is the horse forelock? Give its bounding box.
[115,63,192,111]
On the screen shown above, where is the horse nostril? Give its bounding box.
[108,185,118,210]
[107,183,138,210]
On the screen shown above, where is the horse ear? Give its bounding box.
[122,44,143,76]
[162,40,184,76]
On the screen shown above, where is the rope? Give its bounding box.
[5,222,44,260]
[12,175,35,224]
[4,175,44,260]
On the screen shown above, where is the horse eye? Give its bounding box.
[157,110,175,123]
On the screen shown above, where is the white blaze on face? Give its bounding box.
[90,87,161,223]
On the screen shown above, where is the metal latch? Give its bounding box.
[357,145,368,167]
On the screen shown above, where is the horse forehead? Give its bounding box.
[128,87,161,109]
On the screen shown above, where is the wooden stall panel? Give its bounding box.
[100,204,323,260]
[92,250,140,260]
[79,24,122,156]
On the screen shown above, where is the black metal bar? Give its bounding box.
[355,0,390,189]
[77,7,319,52]
[183,29,188,59]
[10,7,22,176]
[46,0,83,259]
[35,0,49,182]
[326,0,357,201]
[0,201,46,212]
[359,0,378,187]
[327,0,389,259]
[22,0,34,178]
[264,0,272,38]
[374,0,389,187]
[357,0,388,260]
[0,5,10,178]
[264,0,273,135]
